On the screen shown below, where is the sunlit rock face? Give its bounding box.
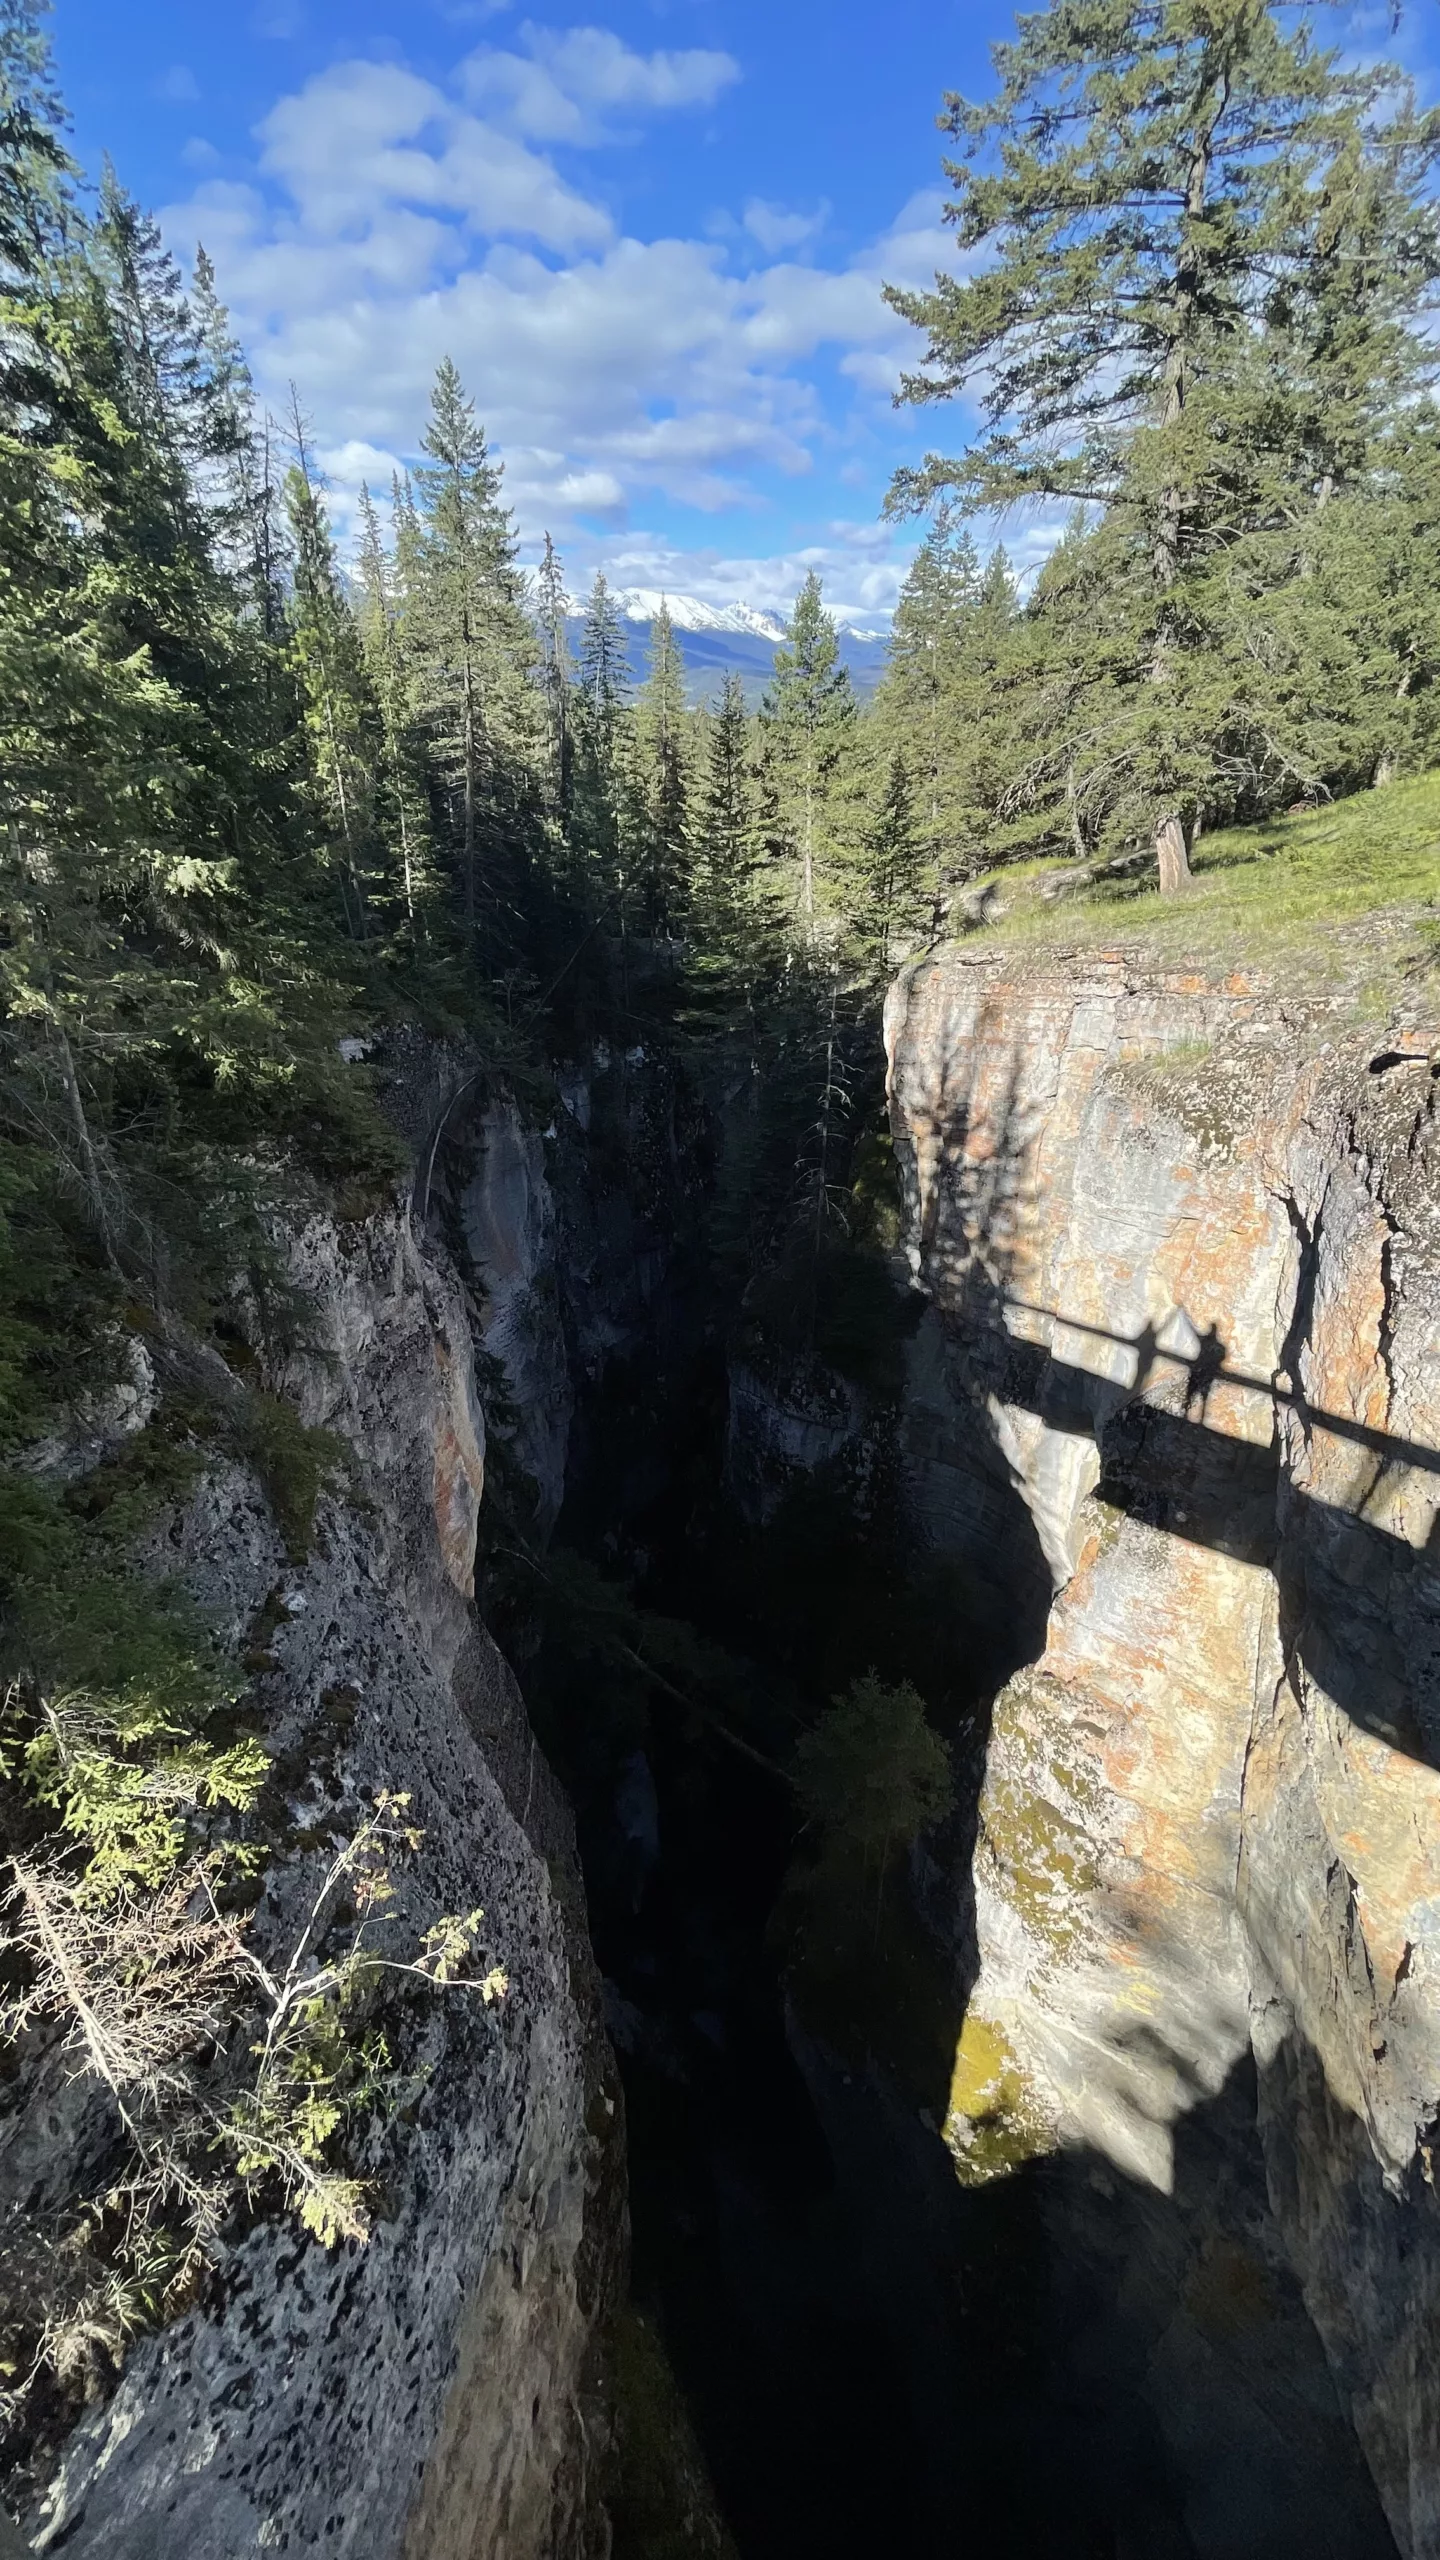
[887,948,1440,2558]
[27,1204,621,2560]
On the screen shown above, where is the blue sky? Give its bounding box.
[47,0,1438,624]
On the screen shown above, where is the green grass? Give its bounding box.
[958,769,1440,1011]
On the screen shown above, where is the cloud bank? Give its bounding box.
[164,22,958,618]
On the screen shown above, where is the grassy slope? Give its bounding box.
[960,770,1440,1014]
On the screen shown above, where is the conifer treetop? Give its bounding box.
[885,0,1440,522]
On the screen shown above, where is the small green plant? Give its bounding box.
[791,1673,956,1919]
[0,1469,263,1894]
[218,1794,507,2248]
[0,1794,507,2435]
[236,1393,351,1561]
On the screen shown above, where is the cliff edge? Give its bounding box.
[887,941,1440,2557]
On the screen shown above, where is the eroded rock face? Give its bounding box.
[449,1098,574,1532]
[26,1207,621,2560]
[886,947,1440,2557]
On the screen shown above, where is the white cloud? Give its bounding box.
[555,467,625,509]
[160,30,966,610]
[462,23,740,144]
[256,60,611,250]
[156,64,200,105]
[742,198,828,256]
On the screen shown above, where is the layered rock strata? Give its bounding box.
[886,945,1440,2557]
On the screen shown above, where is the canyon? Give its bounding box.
[16,933,1440,2557]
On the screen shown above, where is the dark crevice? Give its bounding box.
[449,1047,1400,2560]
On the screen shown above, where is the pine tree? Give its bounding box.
[573,570,630,891]
[873,508,979,913]
[284,412,382,941]
[852,749,923,978]
[0,0,68,294]
[790,1674,955,1938]
[887,0,1440,886]
[535,530,573,820]
[761,573,857,927]
[635,598,689,934]
[0,19,359,1321]
[701,672,753,883]
[189,246,287,639]
[354,481,431,933]
[410,358,534,944]
[94,167,214,551]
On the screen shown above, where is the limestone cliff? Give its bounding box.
[20,1191,622,2558]
[886,944,1440,2559]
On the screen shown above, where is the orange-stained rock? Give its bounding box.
[432,1333,486,1599]
[887,944,1440,2559]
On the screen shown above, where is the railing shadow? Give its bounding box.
[972,1307,1440,1770]
[897,1015,1440,1772]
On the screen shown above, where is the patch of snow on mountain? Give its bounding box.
[557,586,889,643]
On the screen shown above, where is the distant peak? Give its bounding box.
[554,584,888,643]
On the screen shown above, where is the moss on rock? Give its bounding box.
[943,2011,1053,2185]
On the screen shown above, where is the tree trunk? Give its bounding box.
[1153,98,1219,590]
[802,761,815,923]
[54,1020,121,1270]
[461,616,478,938]
[1066,761,1086,861]
[1155,811,1191,895]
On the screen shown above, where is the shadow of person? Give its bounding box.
[1184,1321,1225,1420]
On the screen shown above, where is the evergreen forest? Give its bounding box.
[2,0,1440,2492]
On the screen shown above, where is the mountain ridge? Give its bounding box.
[556,586,891,704]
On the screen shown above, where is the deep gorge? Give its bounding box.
[421,948,1439,2553]
[8,1,1440,2541]
[17,937,1440,2558]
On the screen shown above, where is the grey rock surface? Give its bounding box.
[21,1204,622,2560]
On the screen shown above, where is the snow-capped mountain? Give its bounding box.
[562,586,888,645]
[608,589,789,642]
[557,586,891,703]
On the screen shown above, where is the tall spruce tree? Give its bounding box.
[635,597,689,934]
[701,673,753,884]
[354,481,431,932]
[887,0,1440,887]
[284,414,382,941]
[190,245,287,639]
[535,530,573,820]
[761,572,857,926]
[573,570,630,889]
[874,509,980,911]
[410,358,533,943]
[0,11,357,1319]
[854,749,924,977]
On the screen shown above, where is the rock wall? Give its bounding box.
[24,1201,622,2559]
[885,945,1440,2558]
[421,1040,705,1549]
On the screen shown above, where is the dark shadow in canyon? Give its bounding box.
[437,1027,1408,2560]
[536,1313,1403,2557]
[586,1698,1398,2560]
